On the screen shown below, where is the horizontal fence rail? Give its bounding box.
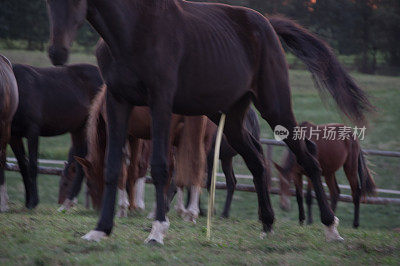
[260,138,400,158]
[4,139,400,206]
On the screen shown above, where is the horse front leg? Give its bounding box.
[144,96,172,245]
[82,89,131,242]
[26,130,39,209]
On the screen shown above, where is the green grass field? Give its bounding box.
[0,49,399,265]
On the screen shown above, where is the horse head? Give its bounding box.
[74,156,104,210]
[58,162,76,204]
[46,0,88,65]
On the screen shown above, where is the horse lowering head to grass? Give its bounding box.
[47,0,374,244]
[70,85,156,212]
[274,121,376,228]
[0,54,18,212]
[72,82,209,222]
[9,63,102,210]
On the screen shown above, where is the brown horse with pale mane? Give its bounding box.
[274,121,376,228]
[47,0,374,244]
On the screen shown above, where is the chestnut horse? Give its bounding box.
[0,55,18,212]
[47,1,373,244]
[10,63,102,209]
[70,82,208,222]
[274,122,376,228]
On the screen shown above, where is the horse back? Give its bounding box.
[11,63,102,136]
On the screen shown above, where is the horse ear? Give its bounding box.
[74,156,91,170]
[305,139,317,156]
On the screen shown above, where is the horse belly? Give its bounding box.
[174,60,253,115]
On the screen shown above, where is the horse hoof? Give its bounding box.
[117,207,128,218]
[220,213,229,219]
[325,216,344,242]
[57,198,77,213]
[82,230,107,242]
[260,230,274,239]
[144,220,170,245]
[182,209,198,224]
[299,220,304,226]
[353,222,359,229]
[26,200,38,210]
[146,239,162,246]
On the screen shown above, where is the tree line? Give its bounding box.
[0,0,399,74]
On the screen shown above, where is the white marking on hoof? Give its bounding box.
[82,230,107,242]
[147,203,156,219]
[182,186,200,224]
[134,177,146,211]
[174,187,186,216]
[144,219,170,245]
[0,185,9,212]
[182,208,199,224]
[57,198,78,213]
[325,216,344,242]
[260,230,274,239]
[117,189,129,218]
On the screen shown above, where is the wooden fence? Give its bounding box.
[5,139,400,206]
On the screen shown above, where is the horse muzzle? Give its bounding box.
[48,45,69,66]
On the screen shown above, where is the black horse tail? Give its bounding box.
[269,15,375,125]
[358,150,376,196]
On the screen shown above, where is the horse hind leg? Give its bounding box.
[344,159,361,228]
[306,180,313,225]
[254,57,342,241]
[293,174,305,225]
[214,97,274,236]
[221,156,236,218]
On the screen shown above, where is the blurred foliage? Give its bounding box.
[0,0,399,74]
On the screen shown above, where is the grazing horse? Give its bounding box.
[205,107,261,218]
[0,55,19,212]
[274,122,376,228]
[10,63,102,209]
[72,83,208,221]
[47,1,373,244]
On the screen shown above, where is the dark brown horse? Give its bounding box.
[274,122,376,229]
[47,1,373,244]
[0,55,19,212]
[10,63,102,209]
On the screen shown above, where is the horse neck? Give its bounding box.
[87,0,179,58]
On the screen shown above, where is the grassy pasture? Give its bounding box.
[0,49,399,265]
